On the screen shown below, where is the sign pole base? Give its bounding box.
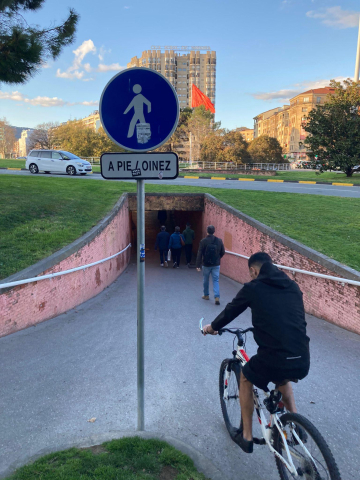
[137,179,145,431]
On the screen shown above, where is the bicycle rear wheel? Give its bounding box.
[273,412,341,480]
[219,359,242,435]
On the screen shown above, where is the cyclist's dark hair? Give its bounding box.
[161,226,166,231]
[207,225,215,234]
[248,252,273,269]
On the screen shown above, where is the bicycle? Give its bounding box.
[199,318,341,480]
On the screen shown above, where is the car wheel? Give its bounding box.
[66,165,77,176]
[29,163,39,174]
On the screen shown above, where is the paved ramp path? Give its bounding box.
[1,254,359,479]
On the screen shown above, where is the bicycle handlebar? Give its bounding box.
[218,326,254,335]
[199,317,254,336]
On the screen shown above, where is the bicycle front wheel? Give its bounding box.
[219,359,242,435]
[273,412,341,480]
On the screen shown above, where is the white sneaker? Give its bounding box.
[160,263,164,267]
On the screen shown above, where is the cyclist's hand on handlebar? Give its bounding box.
[203,324,218,336]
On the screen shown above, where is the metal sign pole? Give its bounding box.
[137,179,145,431]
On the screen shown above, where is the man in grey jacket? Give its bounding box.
[196,225,225,305]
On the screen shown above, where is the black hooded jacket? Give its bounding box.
[211,262,310,370]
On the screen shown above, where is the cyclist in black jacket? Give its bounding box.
[202,252,310,453]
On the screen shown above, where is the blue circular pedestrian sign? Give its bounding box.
[100,67,180,152]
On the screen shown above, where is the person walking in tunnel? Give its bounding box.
[154,226,170,267]
[169,226,185,268]
[196,225,225,305]
[183,222,195,267]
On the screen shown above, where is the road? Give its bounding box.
[1,254,359,479]
[1,169,360,197]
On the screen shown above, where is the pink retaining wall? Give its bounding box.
[203,196,360,335]
[0,196,131,338]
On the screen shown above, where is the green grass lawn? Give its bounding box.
[1,176,360,279]
[0,159,25,169]
[6,437,208,480]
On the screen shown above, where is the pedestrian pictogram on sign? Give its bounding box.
[123,84,152,141]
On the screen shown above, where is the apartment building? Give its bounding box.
[127,46,216,109]
[254,87,335,159]
[236,127,254,143]
[288,87,334,157]
[79,111,101,131]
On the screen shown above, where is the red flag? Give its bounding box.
[191,84,215,113]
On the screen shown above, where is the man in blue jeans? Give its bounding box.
[196,225,225,305]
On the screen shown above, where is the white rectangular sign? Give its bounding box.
[100,152,179,180]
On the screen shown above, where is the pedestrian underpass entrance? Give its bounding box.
[129,194,205,264]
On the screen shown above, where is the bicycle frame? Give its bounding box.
[200,318,315,478]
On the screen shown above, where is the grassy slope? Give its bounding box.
[1,176,359,279]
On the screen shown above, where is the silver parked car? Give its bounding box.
[26,150,92,176]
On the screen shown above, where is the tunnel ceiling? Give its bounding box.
[128,193,204,211]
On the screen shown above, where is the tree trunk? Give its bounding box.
[346,166,353,177]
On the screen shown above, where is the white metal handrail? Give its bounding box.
[0,243,132,290]
[225,250,360,287]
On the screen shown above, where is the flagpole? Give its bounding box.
[355,15,360,82]
[189,133,192,165]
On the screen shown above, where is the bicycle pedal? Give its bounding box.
[253,437,266,445]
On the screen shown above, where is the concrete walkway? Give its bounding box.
[1,254,359,479]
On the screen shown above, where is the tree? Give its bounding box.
[0,1,79,84]
[248,135,284,163]
[28,121,59,150]
[0,118,16,157]
[154,106,217,160]
[223,130,251,164]
[200,129,226,163]
[92,127,124,156]
[303,79,360,176]
[53,121,123,157]
[187,105,219,160]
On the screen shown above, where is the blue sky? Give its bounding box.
[1,0,359,130]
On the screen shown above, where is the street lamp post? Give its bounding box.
[354,16,360,82]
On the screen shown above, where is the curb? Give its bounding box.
[179,175,357,187]
[0,167,359,187]
[0,431,229,480]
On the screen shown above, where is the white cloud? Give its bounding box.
[307,6,359,29]
[56,68,84,80]
[98,46,111,61]
[97,63,124,72]
[56,39,96,80]
[0,90,98,108]
[56,40,123,79]
[252,76,347,102]
[80,101,98,106]
[124,6,130,9]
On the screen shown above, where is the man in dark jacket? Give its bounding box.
[183,223,195,267]
[154,226,170,267]
[196,225,225,305]
[202,252,310,454]
[169,226,185,268]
